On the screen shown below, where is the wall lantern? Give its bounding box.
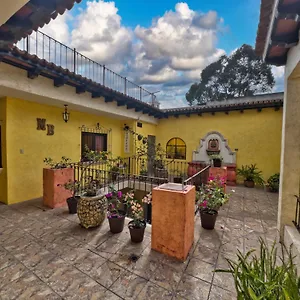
[62,105,70,123]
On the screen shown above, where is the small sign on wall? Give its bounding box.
[124,130,130,153]
[36,118,55,136]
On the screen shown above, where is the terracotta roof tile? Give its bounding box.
[0,0,82,47]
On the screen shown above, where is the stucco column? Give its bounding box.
[278,74,300,238]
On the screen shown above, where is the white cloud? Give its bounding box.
[272,66,284,92]
[37,1,226,107]
[70,1,132,66]
[41,12,71,44]
[272,66,285,79]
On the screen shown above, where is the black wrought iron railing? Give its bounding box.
[15,31,157,105]
[72,163,167,224]
[124,157,198,184]
[184,165,210,188]
[293,195,300,231]
[71,157,210,223]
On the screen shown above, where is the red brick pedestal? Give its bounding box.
[43,168,73,208]
[151,183,195,261]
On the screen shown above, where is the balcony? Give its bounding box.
[0,30,164,118]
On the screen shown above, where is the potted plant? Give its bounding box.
[172,168,184,183]
[139,168,148,182]
[237,164,264,188]
[70,146,110,228]
[77,176,107,229]
[62,180,80,214]
[209,154,223,167]
[106,186,126,234]
[125,192,146,243]
[43,156,73,209]
[266,173,280,193]
[197,176,230,230]
[142,192,152,224]
[216,238,300,299]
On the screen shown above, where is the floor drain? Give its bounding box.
[128,254,139,263]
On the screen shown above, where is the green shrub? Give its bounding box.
[267,173,280,192]
[216,238,300,299]
[237,164,264,185]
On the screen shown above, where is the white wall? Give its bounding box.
[0,63,158,124]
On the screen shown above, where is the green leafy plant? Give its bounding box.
[237,164,264,185]
[63,180,81,198]
[140,169,148,176]
[43,156,72,169]
[209,154,223,161]
[216,238,300,299]
[171,168,185,178]
[267,173,280,192]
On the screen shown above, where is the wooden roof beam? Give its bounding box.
[76,86,86,94]
[278,2,300,14]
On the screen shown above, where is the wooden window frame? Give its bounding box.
[81,132,108,160]
[166,137,186,160]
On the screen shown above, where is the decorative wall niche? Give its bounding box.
[192,131,236,164]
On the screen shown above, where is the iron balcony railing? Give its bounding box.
[293,195,300,232]
[15,31,157,105]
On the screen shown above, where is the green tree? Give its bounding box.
[186,44,275,106]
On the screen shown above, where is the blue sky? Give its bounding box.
[43,0,283,108]
[73,0,261,54]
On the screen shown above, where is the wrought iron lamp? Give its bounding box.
[62,105,70,123]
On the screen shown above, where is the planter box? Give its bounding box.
[43,168,74,209]
[152,183,195,261]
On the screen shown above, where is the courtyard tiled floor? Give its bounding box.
[0,186,278,299]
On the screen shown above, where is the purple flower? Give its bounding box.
[117,191,122,198]
[106,192,113,198]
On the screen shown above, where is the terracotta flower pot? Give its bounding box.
[108,212,126,234]
[200,209,218,230]
[128,220,146,243]
[67,196,79,214]
[244,180,255,188]
[77,195,107,229]
[213,159,222,167]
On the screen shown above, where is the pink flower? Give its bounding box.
[106,192,113,198]
[200,200,208,208]
[117,191,122,198]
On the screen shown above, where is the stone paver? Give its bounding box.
[0,187,278,299]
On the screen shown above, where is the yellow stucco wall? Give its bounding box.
[156,108,283,181]
[0,97,8,204]
[4,97,126,204]
[0,95,283,205]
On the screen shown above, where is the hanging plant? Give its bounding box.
[138,134,143,141]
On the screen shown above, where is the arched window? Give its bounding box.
[166,138,186,160]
